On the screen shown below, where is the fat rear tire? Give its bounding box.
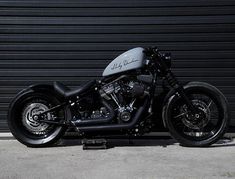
[8,90,67,147]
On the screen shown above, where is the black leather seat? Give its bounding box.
[54,80,96,98]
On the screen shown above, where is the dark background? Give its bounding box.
[0,0,235,132]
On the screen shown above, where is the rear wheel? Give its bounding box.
[165,83,229,147]
[8,91,67,147]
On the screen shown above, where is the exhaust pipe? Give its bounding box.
[72,100,115,126]
[78,97,149,132]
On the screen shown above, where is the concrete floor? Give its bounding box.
[0,138,235,179]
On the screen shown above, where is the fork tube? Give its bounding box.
[165,71,196,113]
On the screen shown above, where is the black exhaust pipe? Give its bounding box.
[72,100,115,126]
[78,97,149,132]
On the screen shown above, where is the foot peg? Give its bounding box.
[82,138,108,150]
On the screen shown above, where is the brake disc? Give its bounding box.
[22,103,51,134]
[181,100,211,130]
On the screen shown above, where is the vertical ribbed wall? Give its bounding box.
[0,0,235,131]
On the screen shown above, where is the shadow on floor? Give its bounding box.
[207,137,235,148]
[56,136,235,149]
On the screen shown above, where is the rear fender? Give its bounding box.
[12,84,64,103]
[9,84,71,123]
[30,84,65,101]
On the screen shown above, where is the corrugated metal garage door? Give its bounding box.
[0,0,235,132]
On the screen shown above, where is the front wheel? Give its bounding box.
[8,90,67,147]
[164,82,230,147]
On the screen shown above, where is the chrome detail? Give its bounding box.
[129,99,136,109]
[70,102,75,106]
[71,121,80,132]
[174,112,187,119]
[22,103,51,133]
[207,100,212,110]
[119,111,131,122]
[117,99,136,122]
[195,114,200,119]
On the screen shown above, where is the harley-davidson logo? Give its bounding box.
[111,58,139,70]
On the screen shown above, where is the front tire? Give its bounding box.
[164,82,230,147]
[8,90,67,147]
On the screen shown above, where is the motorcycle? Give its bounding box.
[8,46,230,147]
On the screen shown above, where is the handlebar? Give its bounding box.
[144,46,171,60]
[144,46,172,69]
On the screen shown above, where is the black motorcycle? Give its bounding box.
[8,46,230,147]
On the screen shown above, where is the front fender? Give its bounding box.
[161,81,216,127]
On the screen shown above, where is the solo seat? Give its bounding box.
[54,80,96,98]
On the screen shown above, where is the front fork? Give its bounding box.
[164,70,197,114]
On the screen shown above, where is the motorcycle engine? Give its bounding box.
[100,76,148,123]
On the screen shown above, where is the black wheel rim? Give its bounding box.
[170,91,223,141]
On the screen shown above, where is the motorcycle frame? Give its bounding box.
[34,47,197,130]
